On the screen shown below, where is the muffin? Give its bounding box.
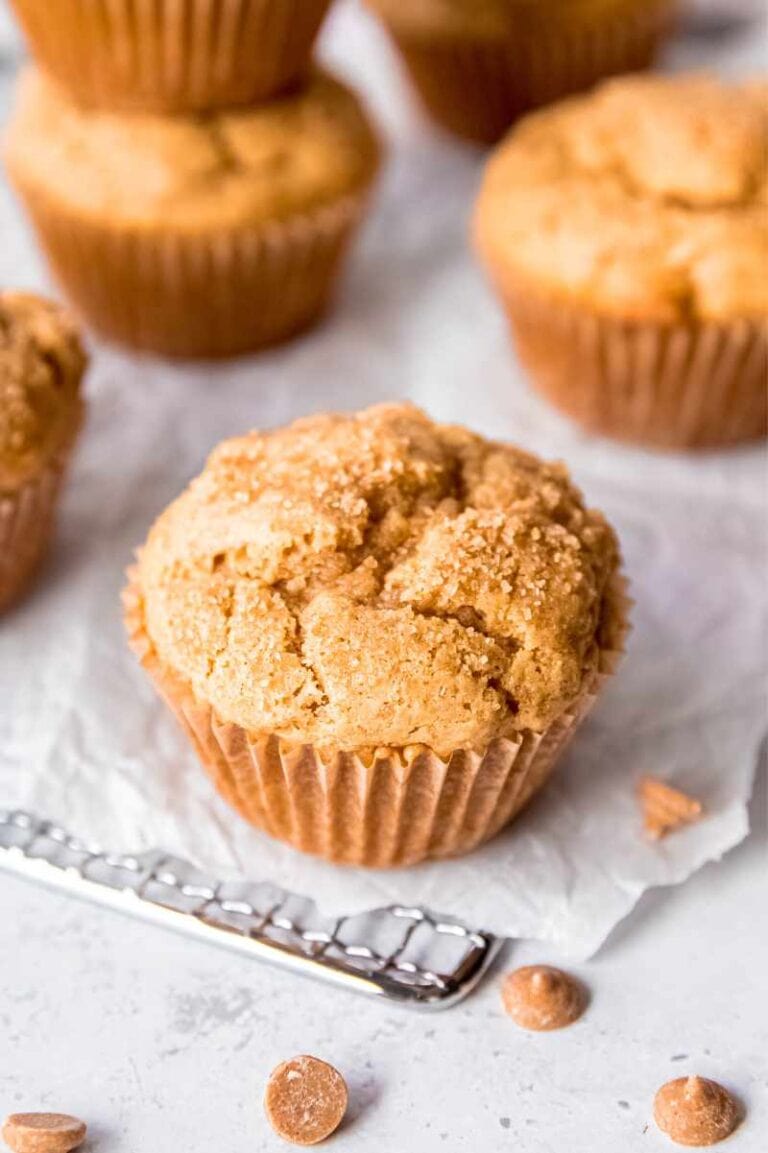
[124,403,627,867]
[0,292,86,612]
[9,0,333,113]
[366,0,676,143]
[474,74,768,449]
[4,68,381,359]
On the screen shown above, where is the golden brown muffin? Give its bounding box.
[9,0,333,113]
[366,0,676,143]
[0,291,86,611]
[475,73,768,448]
[124,403,627,867]
[5,68,381,358]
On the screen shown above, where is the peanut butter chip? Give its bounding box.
[265,1056,348,1146]
[639,777,703,839]
[2,1113,86,1153]
[501,965,586,1031]
[654,1076,740,1146]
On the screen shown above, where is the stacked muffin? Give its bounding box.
[366,0,678,143]
[5,1,382,358]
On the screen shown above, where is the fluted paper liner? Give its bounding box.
[10,0,333,112]
[9,182,368,358]
[123,569,629,868]
[384,0,675,143]
[500,283,768,449]
[0,455,69,613]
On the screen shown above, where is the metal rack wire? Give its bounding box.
[0,809,502,1009]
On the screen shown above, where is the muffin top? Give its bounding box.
[368,0,645,38]
[475,74,768,322]
[0,292,86,489]
[137,404,619,755]
[5,68,381,231]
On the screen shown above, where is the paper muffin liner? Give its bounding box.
[123,568,629,868]
[500,283,768,449]
[9,181,369,358]
[10,0,332,112]
[0,447,75,613]
[382,0,676,143]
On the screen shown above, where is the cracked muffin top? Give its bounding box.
[474,73,768,322]
[0,292,86,490]
[136,404,619,755]
[5,67,380,230]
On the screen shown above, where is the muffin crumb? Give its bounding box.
[653,1076,740,1146]
[639,777,703,840]
[265,1055,348,1146]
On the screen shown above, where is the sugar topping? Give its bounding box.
[0,292,86,490]
[138,403,619,754]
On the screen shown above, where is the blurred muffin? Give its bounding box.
[366,0,676,143]
[124,403,627,867]
[9,0,333,113]
[4,68,381,359]
[475,74,768,448]
[0,292,86,612]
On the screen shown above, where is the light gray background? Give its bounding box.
[1,2,766,1150]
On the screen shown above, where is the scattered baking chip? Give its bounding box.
[1,1112,86,1153]
[654,1075,740,1146]
[501,964,586,1031]
[265,1055,348,1146]
[638,776,703,839]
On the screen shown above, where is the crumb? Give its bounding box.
[638,777,703,839]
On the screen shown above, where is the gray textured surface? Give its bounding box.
[1,2,767,1149]
[0,765,765,1151]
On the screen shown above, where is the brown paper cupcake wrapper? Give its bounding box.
[0,453,71,613]
[10,0,332,112]
[123,569,629,868]
[501,283,768,449]
[384,0,676,143]
[10,182,369,358]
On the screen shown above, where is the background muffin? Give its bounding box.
[9,0,334,113]
[474,73,768,448]
[4,67,381,359]
[366,0,677,143]
[125,403,626,867]
[0,292,86,612]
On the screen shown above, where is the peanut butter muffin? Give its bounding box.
[366,0,676,143]
[10,0,333,113]
[124,403,627,866]
[0,292,86,612]
[5,68,381,358]
[475,73,768,448]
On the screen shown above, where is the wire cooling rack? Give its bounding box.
[0,809,502,1010]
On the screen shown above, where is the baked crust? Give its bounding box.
[475,74,768,323]
[5,67,381,231]
[137,404,620,754]
[0,292,85,490]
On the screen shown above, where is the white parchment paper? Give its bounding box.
[0,1,766,957]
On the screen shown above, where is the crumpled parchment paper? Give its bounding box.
[0,1,765,958]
